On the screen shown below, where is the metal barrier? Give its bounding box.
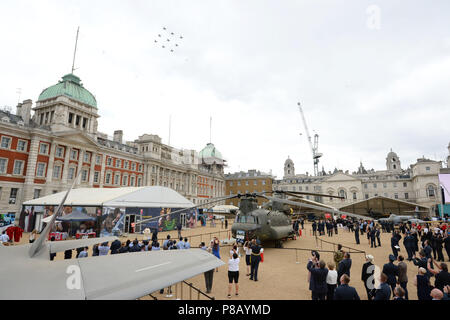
[271,246,365,264]
[314,235,366,256]
[182,281,215,300]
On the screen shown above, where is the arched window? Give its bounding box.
[427,185,436,198]
[339,189,347,199]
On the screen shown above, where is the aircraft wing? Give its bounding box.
[48,236,118,254]
[77,248,224,300]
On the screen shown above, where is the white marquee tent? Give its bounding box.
[23,186,194,208]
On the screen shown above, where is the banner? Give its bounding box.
[439,174,450,203]
[100,207,125,237]
[125,207,198,232]
[0,213,15,227]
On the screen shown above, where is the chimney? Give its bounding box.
[113,130,123,144]
[16,99,32,125]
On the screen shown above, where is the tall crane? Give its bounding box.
[297,102,323,176]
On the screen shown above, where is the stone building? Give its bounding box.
[225,169,274,206]
[274,149,447,215]
[0,73,226,218]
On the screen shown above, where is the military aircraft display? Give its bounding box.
[0,174,224,300]
[377,214,426,225]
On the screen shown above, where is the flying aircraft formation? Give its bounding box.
[154,26,184,52]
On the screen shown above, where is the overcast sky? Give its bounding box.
[1,0,449,178]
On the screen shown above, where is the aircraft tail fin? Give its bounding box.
[28,170,81,258]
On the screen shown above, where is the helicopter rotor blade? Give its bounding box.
[268,190,345,200]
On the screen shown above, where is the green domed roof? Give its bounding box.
[199,143,223,159]
[38,74,97,108]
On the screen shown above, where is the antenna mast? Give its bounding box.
[209,116,212,143]
[71,27,80,74]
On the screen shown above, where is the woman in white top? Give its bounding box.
[243,241,252,276]
[326,262,338,300]
[228,253,240,298]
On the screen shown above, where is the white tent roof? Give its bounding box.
[23,186,194,208]
[211,205,239,213]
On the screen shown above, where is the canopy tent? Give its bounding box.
[23,186,194,208]
[338,196,430,217]
[56,211,96,222]
[210,205,239,213]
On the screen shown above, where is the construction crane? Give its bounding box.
[297,102,323,176]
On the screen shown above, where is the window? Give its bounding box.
[13,160,24,175]
[245,181,249,186]
[96,155,102,165]
[383,183,387,188]
[426,167,430,171]
[55,146,64,158]
[107,157,112,166]
[53,165,62,179]
[83,152,90,163]
[353,192,357,200]
[68,167,75,180]
[339,190,347,199]
[68,113,74,124]
[115,159,121,168]
[131,163,136,171]
[130,176,135,186]
[33,189,41,199]
[94,171,100,183]
[373,183,377,188]
[229,181,233,187]
[365,194,369,199]
[262,180,266,186]
[394,193,399,199]
[124,161,129,169]
[9,188,18,204]
[305,186,309,191]
[403,182,407,188]
[81,169,88,182]
[123,175,128,186]
[36,163,46,177]
[70,149,78,160]
[1,136,11,149]
[404,193,409,199]
[76,115,81,126]
[393,182,397,188]
[115,173,120,185]
[427,185,435,197]
[39,143,49,155]
[17,140,27,152]
[138,177,142,187]
[253,180,257,186]
[364,184,368,189]
[105,173,111,184]
[237,181,241,186]
[139,164,143,172]
[82,117,88,129]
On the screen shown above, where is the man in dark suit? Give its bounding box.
[110,238,121,254]
[337,252,352,286]
[370,228,377,248]
[373,273,391,300]
[382,254,399,296]
[312,221,317,236]
[403,232,415,261]
[307,257,329,300]
[354,223,360,245]
[333,274,360,300]
[361,254,375,300]
[391,231,401,258]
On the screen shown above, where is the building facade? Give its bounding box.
[225,169,274,207]
[0,73,226,218]
[274,149,447,214]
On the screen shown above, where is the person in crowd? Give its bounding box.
[337,252,352,285]
[76,247,84,258]
[376,227,381,247]
[397,255,409,300]
[391,231,401,258]
[326,262,338,300]
[243,240,252,276]
[110,238,121,254]
[92,244,100,256]
[183,237,191,249]
[118,242,129,254]
[212,237,221,272]
[333,244,344,271]
[430,288,444,300]
[307,256,328,301]
[373,273,391,300]
[163,235,171,250]
[202,242,215,294]
[78,247,88,258]
[370,227,377,248]
[413,249,428,275]
[177,222,182,239]
[382,254,399,296]
[176,237,185,250]
[403,231,415,261]
[414,267,432,300]
[361,255,375,300]
[301,218,305,230]
[1,231,10,244]
[151,228,158,243]
[435,233,445,262]
[151,241,160,251]
[427,260,450,292]
[49,236,56,260]
[98,242,110,256]
[225,219,228,230]
[393,286,406,300]
[423,240,433,261]
[312,221,317,236]
[250,238,262,281]
[354,222,360,245]
[64,249,73,260]
[227,252,240,298]
[129,239,141,252]
[169,240,178,250]
[334,220,338,235]
[333,274,360,300]
[444,231,450,261]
